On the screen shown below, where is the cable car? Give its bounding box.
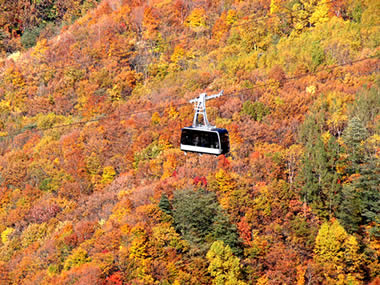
[180,91,230,156]
[180,127,229,155]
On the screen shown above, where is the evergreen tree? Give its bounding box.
[357,156,380,231]
[343,117,369,170]
[338,117,379,234]
[338,184,362,233]
[158,193,172,216]
[340,151,380,235]
[299,114,342,218]
[172,189,241,254]
[212,211,242,256]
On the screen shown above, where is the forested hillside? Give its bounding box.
[0,0,379,283]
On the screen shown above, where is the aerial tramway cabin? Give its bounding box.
[180,91,230,156]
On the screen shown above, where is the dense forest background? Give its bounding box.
[0,0,379,284]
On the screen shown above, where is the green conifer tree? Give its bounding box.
[158,193,172,216]
[300,119,342,218]
[338,184,362,233]
[339,117,379,234]
[343,117,368,169]
[172,189,241,254]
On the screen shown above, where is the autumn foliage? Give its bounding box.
[0,0,379,284]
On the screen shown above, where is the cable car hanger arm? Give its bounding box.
[189,90,224,104]
[189,90,224,128]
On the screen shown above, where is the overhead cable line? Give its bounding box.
[1,54,378,140]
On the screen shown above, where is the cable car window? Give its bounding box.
[220,132,229,144]
[181,129,192,145]
[204,132,219,148]
[181,129,220,149]
[219,131,229,153]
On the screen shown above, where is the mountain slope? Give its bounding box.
[0,0,379,283]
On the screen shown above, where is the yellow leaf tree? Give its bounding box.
[309,0,330,26]
[206,240,246,285]
[314,219,364,284]
[185,8,207,32]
